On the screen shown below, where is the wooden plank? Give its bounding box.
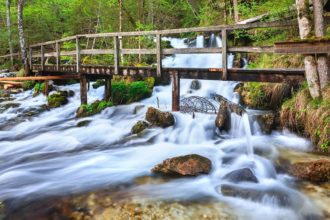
[41,45,45,71]
[163,48,222,54]
[222,30,228,80]
[0,75,80,81]
[228,46,273,53]
[0,53,20,59]
[44,80,49,96]
[76,37,81,73]
[80,74,88,105]
[56,42,60,71]
[81,49,114,55]
[104,78,112,101]
[274,40,330,54]
[29,47,32,68]
[113,36,120,75]
[171,71,180,111]
[121,49,156,55]
[30,36,77,48]
[156,34,162,77]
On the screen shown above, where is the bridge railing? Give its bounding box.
[20,19,297,79]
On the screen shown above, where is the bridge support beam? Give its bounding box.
[104,77,112,101]
[80,74,88,105]
[171,71,180,112]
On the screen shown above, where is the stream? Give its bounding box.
[0,36,325,220]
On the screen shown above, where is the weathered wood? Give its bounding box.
[163,48,222,54]
[113,36,120,75]
[171,71,180,111]
[0,75,80,81]
[222,30,228,80]
[121,49,156,55]
[81,49,114,55]
[44,80,49,96]
[56,41,60,71]
[104,78,112,101]
[29,47,33,68]
[41,45,45,71]
[80,74,88,105]
[0,81,23,85]
[228,46,273,53]
[274,40,330,54]
[0,53,20,59]
[76,37,81,73]
[30,36,77,48]
[156,34,162,77]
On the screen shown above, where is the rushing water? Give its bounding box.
[0,35,323,219]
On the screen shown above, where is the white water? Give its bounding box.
[0,35,322,219]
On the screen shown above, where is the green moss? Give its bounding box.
[47,92,69,108]
[111,81,152,105]
[22,81,36,91]
[92,80,105,89]
[33,82,45,95]
[77,100,113,117]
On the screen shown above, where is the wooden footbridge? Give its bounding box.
[1,19,328,111]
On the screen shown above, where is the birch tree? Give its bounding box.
[296,0,322,98]
[313,0,329,90]
[17,0,28,70]
[6,0,14,68]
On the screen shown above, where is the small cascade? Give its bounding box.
[242,113,254,156]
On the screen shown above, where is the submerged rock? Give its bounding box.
[145,107,175,128]
[190,80,201,90]
[152,154,212,176]
[215,104,230,131]
[288,160,330,183]
[76,120,91,127]
[256,112,275,134]
[131,120,150,134]
[220,184,291,207]
[223,168,258,183]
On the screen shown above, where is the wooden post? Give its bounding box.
[80,74,88,105]
[76,37,81,73]
[41,45,45,71]
[113,36,120,75]
[171,71,180,112]
[104,77,112,101]
[44,80,49,96]
[29,47,32,69]
[156,34,162,77]
[56,41,60,71]
[222,29,228,80]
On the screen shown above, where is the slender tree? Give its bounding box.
[17,0,28,71]
[118,0,124,61]
[6,0,14,68]
[233,0,239,23]
[296,0,322,98]
[313,0,329,90]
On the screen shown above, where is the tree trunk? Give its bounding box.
[296,0,322,98]
[118,0,124,62]
[313,0,329,90]
[6,0,14,68]
[17,0,28,71]
[233,0,239,23]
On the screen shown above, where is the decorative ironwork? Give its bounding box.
[180,96,217,114]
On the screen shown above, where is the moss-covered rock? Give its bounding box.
[256,112,275,134]
[76,100,113,118]
[22,81,36,91]
[47,91,69,108]
[152,154,212,176]
[112,81,152,105]
[131,120,150,134]
[288,160,330,183]
[145,107,175,128]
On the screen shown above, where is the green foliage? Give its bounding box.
[112,81,152,105]
[22,81,36,91]
[47,92,69,108]
[78,100,113,117]
[34,82,45,94]
[92,80,105,89]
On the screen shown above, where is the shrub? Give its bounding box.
[112,81,152,105]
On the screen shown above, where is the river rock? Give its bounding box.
[220,184,291,207]
[47,91,69,108]
[256,112,275,134]
[131,120,150,134]
[223,168,258,183]
[76,120,91,127]
[215,104,230,131]
[145,107,175,128]
[152,154,212,176]
[190,80,201,90]
[288,160,330,183]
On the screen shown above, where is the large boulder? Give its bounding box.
[256,112,275,134]
[288,160,330,183]
[131,120,150,134]
[220,184,291,207]
[145,107,175,128]
[152,154,212,176]
[215,103,230,131]
[223,168,258,183]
